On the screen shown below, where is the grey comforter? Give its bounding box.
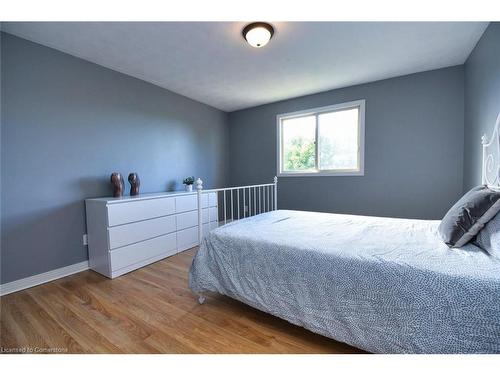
[188,210,500,353]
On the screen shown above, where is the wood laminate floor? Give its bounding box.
[0,248,365,354]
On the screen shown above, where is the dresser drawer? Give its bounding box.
[206,192,218,207]
[108,215,176,250]
[176,207,218,231]
[107,197,175,226]
[176,210,198,231]
[176,221,219,252]
[175,193,218,213]
[176,226,198,251]
[203,206,218,223]
[175,195,198,213]
[109,233,176,272]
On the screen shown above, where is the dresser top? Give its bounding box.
[86,190,203,204]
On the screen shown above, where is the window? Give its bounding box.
[277,100,365,177]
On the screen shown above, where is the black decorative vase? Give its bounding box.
[110,172,125,198]
[128,173,140,196]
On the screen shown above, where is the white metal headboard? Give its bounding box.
[481,113,500,189]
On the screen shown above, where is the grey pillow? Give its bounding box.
[438,185,500,248]
[474,211,500,258]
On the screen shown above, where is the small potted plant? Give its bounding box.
[183,176,195,192]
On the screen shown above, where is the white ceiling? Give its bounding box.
[3,22,488,112]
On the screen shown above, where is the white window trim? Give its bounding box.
[276,99,365,177]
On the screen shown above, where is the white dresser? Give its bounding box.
[85,191,218,278]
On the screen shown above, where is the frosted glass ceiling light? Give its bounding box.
[242,22,274,48]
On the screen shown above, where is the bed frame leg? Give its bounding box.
[197,294,206,304]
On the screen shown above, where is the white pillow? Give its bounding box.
[475,212,500,258]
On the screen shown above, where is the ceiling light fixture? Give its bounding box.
[242,22,274,48]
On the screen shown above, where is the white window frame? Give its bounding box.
[276,99,365,177]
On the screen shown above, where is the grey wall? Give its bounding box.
[229,66,465,220]
[1,33,229,284]
[463,22,500,191]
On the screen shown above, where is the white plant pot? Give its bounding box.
[185,184,193,192]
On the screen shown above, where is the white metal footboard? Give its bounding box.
[196,177,278,244]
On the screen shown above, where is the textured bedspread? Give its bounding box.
[188,210,500,353]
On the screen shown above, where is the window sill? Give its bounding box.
[277,170,364,177]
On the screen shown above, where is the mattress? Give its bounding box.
[188,209,500,353]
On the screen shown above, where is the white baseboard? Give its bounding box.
[0,261,89,296]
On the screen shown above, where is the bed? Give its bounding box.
[188,117,500,354]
